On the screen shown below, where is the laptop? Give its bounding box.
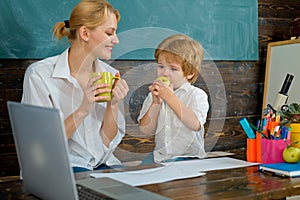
[7,101,170,200]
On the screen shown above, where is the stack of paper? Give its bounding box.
[91,157,258,186]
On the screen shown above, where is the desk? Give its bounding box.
[1,164,300,200]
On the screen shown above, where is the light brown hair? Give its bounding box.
[52,0,120,43]
[155,34,204,84]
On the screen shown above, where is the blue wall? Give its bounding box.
[0,0,258,60]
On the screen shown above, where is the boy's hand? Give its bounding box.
[149,78,173,104]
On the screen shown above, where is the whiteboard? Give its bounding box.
[263,39,300,110]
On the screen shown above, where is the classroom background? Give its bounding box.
[0,0,300,176]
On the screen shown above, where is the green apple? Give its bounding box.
[282,146,300,163]
[156,76,171,86]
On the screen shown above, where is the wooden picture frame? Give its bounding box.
[263,39,300,110]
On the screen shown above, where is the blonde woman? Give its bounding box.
[22,0,129,172]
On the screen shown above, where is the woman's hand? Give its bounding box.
[80,74,111,115]
[111,73,129,105]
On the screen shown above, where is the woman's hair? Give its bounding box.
[154,34,204,84]
[52,0,120,43]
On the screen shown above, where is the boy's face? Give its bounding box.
[157,54,188,89]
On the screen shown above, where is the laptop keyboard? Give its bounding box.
[77,184,116,200]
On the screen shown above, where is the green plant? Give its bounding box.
[279,103,300,126]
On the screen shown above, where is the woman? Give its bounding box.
[22,0,129,172]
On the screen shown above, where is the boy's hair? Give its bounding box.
[154,34,204,84]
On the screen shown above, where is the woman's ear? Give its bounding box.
[79,26,89,42]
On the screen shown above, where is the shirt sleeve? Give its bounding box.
[109,108,126,149]
[191,89,209,127]
[21,65,53,108]
[137,92,152,123]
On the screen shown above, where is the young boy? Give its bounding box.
[138,34,209,164]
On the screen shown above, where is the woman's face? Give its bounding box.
[88,13,119,60]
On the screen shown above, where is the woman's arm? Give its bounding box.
[101,77,128,146]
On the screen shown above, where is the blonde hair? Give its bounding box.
[52,0,120,43]
[155,34,204,84]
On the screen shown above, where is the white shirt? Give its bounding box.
[138,82,209,163]
[22,49,125,170]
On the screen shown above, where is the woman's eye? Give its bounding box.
[106,32,113,36]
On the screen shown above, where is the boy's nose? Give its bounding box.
[161,68,169,76]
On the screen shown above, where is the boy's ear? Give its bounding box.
[186,73,195,80]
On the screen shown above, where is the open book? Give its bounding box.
[259,162,300,178]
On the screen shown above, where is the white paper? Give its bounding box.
[206,151,234,158]
[91,165,205,186]
[162,157,259,172]
[91,157,258,186]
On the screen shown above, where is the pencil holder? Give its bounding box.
[256,132,262,163]
[261,138,290,164]
[246,138,257,162]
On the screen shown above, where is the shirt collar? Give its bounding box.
[52,48,71,79]
[174,82,191,93]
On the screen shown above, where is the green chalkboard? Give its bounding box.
[0,0,258,60]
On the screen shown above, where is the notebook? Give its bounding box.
[7,101,170,200]
[259,162,300,178]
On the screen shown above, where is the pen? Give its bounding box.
[274,125,280,139]
[256,119,261,128]
[275,114,280,123]
[287,127,291,140]
[262,118,267,131]
[281,126,286,139]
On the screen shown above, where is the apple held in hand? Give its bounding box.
[156,76,171,86]
[283,146,300,163]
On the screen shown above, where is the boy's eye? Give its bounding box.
[171,68,178,71]
[158,64,165,69]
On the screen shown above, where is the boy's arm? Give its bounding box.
[139,83,164,135]
[164,92,201,131]
[139,102,161,135]
[157,84,202,131]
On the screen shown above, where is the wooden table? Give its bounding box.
[1,163,300,200]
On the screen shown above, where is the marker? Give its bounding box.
[262,118,267,131]
[274,125,280,139]
[239,118,256,139]
[281,126,286,139]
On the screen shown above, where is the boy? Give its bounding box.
[138,34,209,164]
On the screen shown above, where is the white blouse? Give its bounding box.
[22,49,125,169]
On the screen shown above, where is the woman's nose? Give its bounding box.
[112,35,119,44]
